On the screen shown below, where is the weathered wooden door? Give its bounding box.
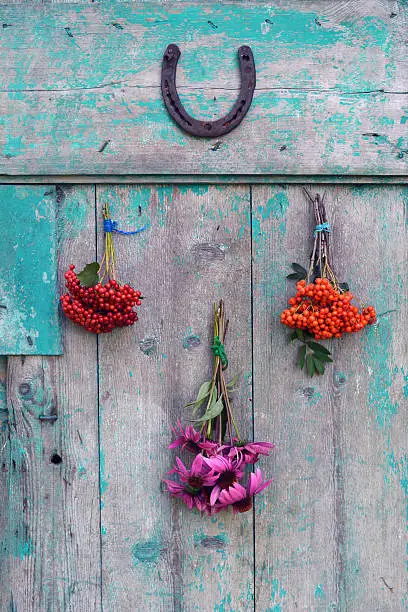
[0,3,407,611]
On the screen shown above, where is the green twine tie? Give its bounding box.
[211,336,228,369]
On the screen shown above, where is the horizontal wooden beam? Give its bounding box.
[0,1,406,177]
[0,175,407,184]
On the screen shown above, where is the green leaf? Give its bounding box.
[296,329,304,340]
[77,262,100,287]
[195,396,224,423]
[303,330,314,339]
[196,381,212,403]
[313,357,325,375]
[287,272,302,280]
[307,341,331,355]
[185,380,212,408]
[299,345,306,369]
[339,282,349,292]
[289,331,298,342]
[226,374,240,390]
[306,354,316,377]
[291,263,307,277]
[313,353,333,363]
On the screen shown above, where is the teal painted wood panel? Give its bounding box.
[0,1,407,177]
[0,186,62,355]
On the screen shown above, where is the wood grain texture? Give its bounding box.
[252,185,408,611]
[0,1,407,177]
[0,186,101,611]
[0,186,62,355]
[97,185,254,611]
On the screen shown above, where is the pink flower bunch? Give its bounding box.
[163,422,273,515]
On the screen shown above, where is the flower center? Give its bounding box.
[187,476,203,490]
[234,496,253,513]
[185,440,201,454]
[217,470,237,488]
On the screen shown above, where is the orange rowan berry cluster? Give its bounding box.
[280,278,376,340]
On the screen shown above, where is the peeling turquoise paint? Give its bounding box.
[0,186,62,355]
[132,536,162,565]
[363,320,398,428]
[99,450,110,495]
[58,187,92,241]
[314,583,325,599]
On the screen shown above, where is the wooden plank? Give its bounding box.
[0,186,62,355]
[252,185,337,609]
[0,1,406,177]
[0,187,101,611]
[0,355,8,595]
[97,185,254,610]
[324,185,408,610]
[252,185,408,610]
[1,174,408,185]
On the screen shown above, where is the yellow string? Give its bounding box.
[99,204,117,281]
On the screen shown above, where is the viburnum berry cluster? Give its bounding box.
[281,278,376,340]
[281,189,376,376]
[61,265,142,334]
[61,204,143,334]
[164,301,273,515]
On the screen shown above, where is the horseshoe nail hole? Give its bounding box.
[203,123,212,131]
[50,453,62,465]
[242,54,250,61]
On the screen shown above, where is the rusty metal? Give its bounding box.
[161,44,256,138]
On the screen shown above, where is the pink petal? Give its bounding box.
[163,479,183,494]
[175,456,188,474]
[254,478,273,495]
[168,438,183,449]
[210,485,221,506]
[191,453,206,475]
[218,483,246,506]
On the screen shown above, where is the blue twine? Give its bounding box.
[104,218,148,236]
[314,222,331,238]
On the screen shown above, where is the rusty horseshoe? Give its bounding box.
[161,44,256,138]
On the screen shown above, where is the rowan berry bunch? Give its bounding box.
[61,204,143,334]
[61,265,142,334]
[281,278,376,340]
[281,189,376,376]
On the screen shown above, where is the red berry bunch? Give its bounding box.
[280,278,376,340]
[61,265,142,334]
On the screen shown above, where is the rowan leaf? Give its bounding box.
[299,345,306,369]
[314,353,333,363]
[307,341,331,355]
[291,263,307,277]
[313,357,325,375]
[306,354,315,377]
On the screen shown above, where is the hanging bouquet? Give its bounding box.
[164,301,273,515]
[61,205,145,333]
[280,189,376,376]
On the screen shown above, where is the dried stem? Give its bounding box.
[201,300,242,444]
[304,189,341,290]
